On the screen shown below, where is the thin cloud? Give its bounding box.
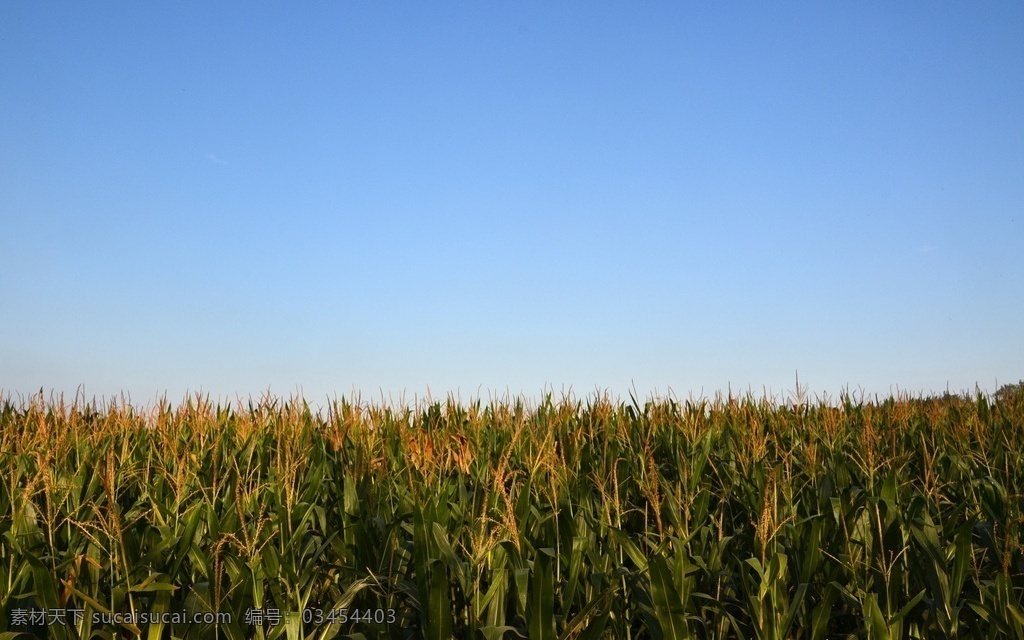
[207,153,230,166]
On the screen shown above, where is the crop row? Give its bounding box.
[1,389,1022,638]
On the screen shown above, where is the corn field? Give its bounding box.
[1,388,1022,639]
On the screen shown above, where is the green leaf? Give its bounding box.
[610,528,648,571]
[477,626,523,640]
[130,573,179,593]
[427,560,453,640]
[513,567,531,617]
[891,588,926,625]
[528,549,555,640]
[558,583,618,640]
[949,520,974,603]
[146,590,173,640]
[649,555,691,640]
[864,593,891,640]
[577,612,611,640]
[563,535,588,611]
[809,583,838,640]
[433,521,469,593]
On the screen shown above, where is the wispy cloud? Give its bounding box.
[207,153,229,166]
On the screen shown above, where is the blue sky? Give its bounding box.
[2,2,1022,407]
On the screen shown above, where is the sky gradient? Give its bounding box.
[2,2,1022,407]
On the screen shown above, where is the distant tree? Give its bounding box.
[994,380,1024,403]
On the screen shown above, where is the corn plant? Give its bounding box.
[0,388,1021,639]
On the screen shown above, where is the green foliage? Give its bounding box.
[0,389,1022,638]
[994,380,1024,404]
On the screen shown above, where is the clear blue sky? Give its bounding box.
[2,2,1022,407]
